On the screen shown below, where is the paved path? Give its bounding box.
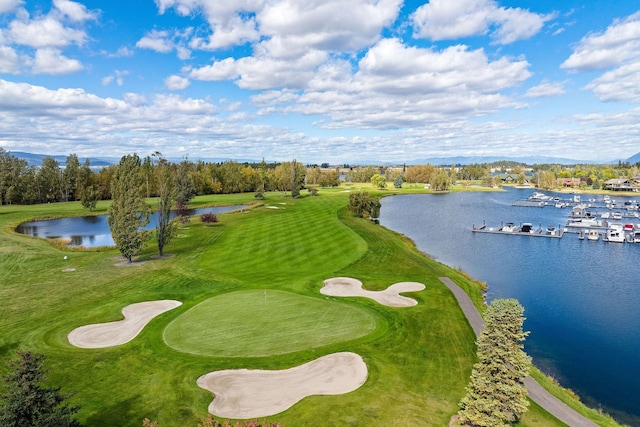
[438,277,598,427]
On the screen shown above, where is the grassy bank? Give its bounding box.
[0,188,620,426]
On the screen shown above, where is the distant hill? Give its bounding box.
[627,152,640,164]
[7,151,113,167]
[404,155,587,166]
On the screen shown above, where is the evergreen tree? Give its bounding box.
[107,154,151,262]
[458,299,531,427]
[0,350,81,427]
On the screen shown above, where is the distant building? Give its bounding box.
[492,172,534,183]
[557,178,581,188]
[603,178,635,191]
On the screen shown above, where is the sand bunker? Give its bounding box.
[68,300,182,348]
[197,352,367,419]
[321,277,425,307]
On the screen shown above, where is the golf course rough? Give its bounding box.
[163,289,377,357]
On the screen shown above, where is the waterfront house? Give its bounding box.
[603,178,635,191]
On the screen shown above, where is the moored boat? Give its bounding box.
[587,230,600,241]
[606,224,625,243]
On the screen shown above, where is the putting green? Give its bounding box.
[163,290,377,357]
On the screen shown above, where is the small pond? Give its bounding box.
[16,205,247,248]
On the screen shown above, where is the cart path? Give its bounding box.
[438,277,598,427]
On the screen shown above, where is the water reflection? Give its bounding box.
[16,205,246,248]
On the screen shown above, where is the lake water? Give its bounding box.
[16,205,246,248]
[379,187,640,426]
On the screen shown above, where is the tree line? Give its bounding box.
[0,149,341,206]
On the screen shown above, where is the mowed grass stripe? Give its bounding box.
[198,194,366,280]
[163,290,377,357]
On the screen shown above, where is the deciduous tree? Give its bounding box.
[107,154,151,262]
[155,157,177,256]
[348,191,380,218]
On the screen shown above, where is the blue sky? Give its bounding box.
[1,0,639,163]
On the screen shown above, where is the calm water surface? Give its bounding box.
[379,187,640,425]
[16,205,246,248]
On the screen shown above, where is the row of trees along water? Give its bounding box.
[2,148,640,206]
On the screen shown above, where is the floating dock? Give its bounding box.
[472,221,564,238]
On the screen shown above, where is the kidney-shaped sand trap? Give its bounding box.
[68,300,182,348]
[197,352,367,419]
[321,277,425,307]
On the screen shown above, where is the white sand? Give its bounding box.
[197,352,367,419]
[321,277,425,307]
[68,300,182,348]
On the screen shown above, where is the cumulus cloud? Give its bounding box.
[561,11,640,72]
[136,29,174,53]
[251,38,532,129]
[0,0,22,14]
[561,11,640,104]
[53,0,98,22]
[32,48,83,74]
[525,80,565,98]
[156,0,401,53]
[411,0,552,44]
[0,45,20,73]
[584,61,640,103]
[165,75,190,90]
[9,15,87,48]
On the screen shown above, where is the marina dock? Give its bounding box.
[473,221,564,238]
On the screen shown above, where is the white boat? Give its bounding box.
[601,212,610,219]
[500,222,516,232]
[587,230,600,241]
[606,224,625,243]
[566,218,603,228]
[633,231,640,243]
[528,192,552,201]
[612,212,623,220]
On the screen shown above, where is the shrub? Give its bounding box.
[201,212,218,224]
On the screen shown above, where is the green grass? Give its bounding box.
[163,290,377,357]
[0,188,622,426]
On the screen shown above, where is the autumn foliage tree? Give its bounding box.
[457,299,531,427]
[348,191,380,218]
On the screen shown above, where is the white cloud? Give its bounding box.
[9,15,87,48]
[0,45,20,73]
[136,30,173,53]
[252,38,532,129]
[0,0,22,14]
[411,0,552,44]
[561,11,640,72]
[32,48,83,74]
[525,80,565,98]
[101,75,113,86]
[165,75,190,90]
[53,0,98,22]
[584,61,640,103]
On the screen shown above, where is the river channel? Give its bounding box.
[16,205,246,248]
[379,187,640,426]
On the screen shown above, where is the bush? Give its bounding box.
[200,212,218,224]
